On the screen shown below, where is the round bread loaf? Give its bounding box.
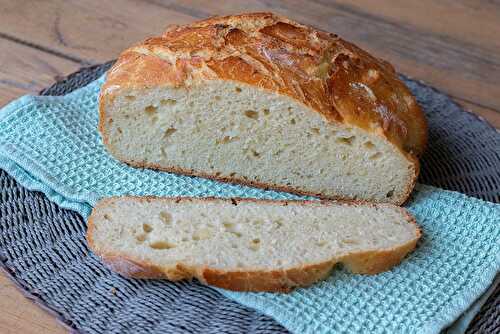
[99,12,427,204]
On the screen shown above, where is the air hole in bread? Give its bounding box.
[341,238,358,245]
[145,105,157,114]
[135,234,146,243]
[117,127,122,134]
[311,127,320,135]
[181,237,189,242]
[160,98,177,106]
[253,220,263,226]
[236,262,244,268]
[159,211,172,225]
[193,228,212,241]
[251,149,260,158]
[125,95,136,101]
[386,189,394,198]
[244,110,259,120]
[229,172,236,177]
[364,141,375,149]
[274,219,283,228]
[103,214,111,221]
[163,128,177,138]
[316,241,327,247]
[151,115,158,124]
[249,239,260,251]
[143,224,153,233]
[336,136,355,145]
[216,136,239,145]
[290,118,296,125]
[108,118,114,125]
[215,172,221,176]
[263,108,270,116]
[214,96,221,101]
[287,107,293,112]
[235,87,242,93]
[149,241,176,249]
[369,152,382,160]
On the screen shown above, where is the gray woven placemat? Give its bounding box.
[0,62,498,333]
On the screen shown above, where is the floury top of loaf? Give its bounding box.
[99,12,428,204]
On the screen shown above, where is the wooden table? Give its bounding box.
[0,1,498,333]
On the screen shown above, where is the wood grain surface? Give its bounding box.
[0,1,499,333]
[0,38,78,104]
[0,273,66,333]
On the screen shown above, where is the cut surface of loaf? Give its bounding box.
[87,197,420,292]
[99,12,427,204]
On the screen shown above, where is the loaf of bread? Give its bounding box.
[99,12,427,204]
[87,196,420,292]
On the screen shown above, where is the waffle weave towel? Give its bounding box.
[0,76,498,334]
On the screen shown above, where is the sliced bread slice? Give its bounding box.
[87,197,420,292]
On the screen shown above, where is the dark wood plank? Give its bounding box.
[0,0,194,64]
[334,0,500,50]
[0,38,79,106]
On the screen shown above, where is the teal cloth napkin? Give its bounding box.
[0,76,498,334]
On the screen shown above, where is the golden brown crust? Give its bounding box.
[100,12,427,157]
[89,243,418,292]
[200,262,335,292]
[87,196,420,292]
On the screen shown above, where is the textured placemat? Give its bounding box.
[0,62,498,333]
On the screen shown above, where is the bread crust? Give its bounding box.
[87,196,420,292]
